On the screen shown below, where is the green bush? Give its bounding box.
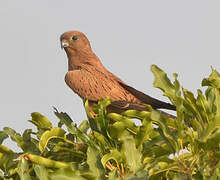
[0,65,220,180]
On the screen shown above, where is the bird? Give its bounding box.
[60,31,176,118]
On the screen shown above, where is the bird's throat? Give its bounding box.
[68,51,103,71]
[67,50,95,71]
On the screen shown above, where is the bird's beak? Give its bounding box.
[61,39,69,49]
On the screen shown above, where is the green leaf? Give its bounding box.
[49,168,87,180]
[54,110,100,150]
[124,171,148,180]
[121,135,142,173]
[205,87,216,111]
[101,149,124,168]
[22,129,40,153]
[107,113,138,133]
[0,144,17,174]
[199,129,220,150]
[93,131,111,151]
[33,165,49,180]
[151,65,176,99]
[108,169,119,180]
[150,110,179,153]
[3,127,24,150]
[0,131,8,144]
[23,154,70,168]
[17,158,31,180]
[29,112,52,130]
[213,160,220,178]
[122,110,150,120]
[88,97,111,136]
[200,115,220,142]
[135,115,153,147]
[0,144,14,155]
[108,122,130,139]
[84,99,94,119]
[215,88,220,116]
[202,68,220,89]
[196,89,212,123]
[78,120,89,133]
[182,89,205,131]
[87,146,105,179]
[39,127,66,153]
[96,98,110,136]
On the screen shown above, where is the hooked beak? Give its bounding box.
[61,39,69,49]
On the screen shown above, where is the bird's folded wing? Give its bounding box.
[118,82,176,111]
[110,100,149,111]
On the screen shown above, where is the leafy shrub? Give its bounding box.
[0,65,220,180]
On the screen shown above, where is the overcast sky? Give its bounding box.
[1,1,220,148]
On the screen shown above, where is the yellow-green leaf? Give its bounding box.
[39,127,66,152]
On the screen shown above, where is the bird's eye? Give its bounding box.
[72,36,78,41]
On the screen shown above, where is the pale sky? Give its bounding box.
[1,0,220,149]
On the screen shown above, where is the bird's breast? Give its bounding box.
[64,68,141,104]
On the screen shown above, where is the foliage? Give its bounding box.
[0,65,220,179]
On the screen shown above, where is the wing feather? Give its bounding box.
[118,82,176,111]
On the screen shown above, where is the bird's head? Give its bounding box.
[60,31,91,57]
